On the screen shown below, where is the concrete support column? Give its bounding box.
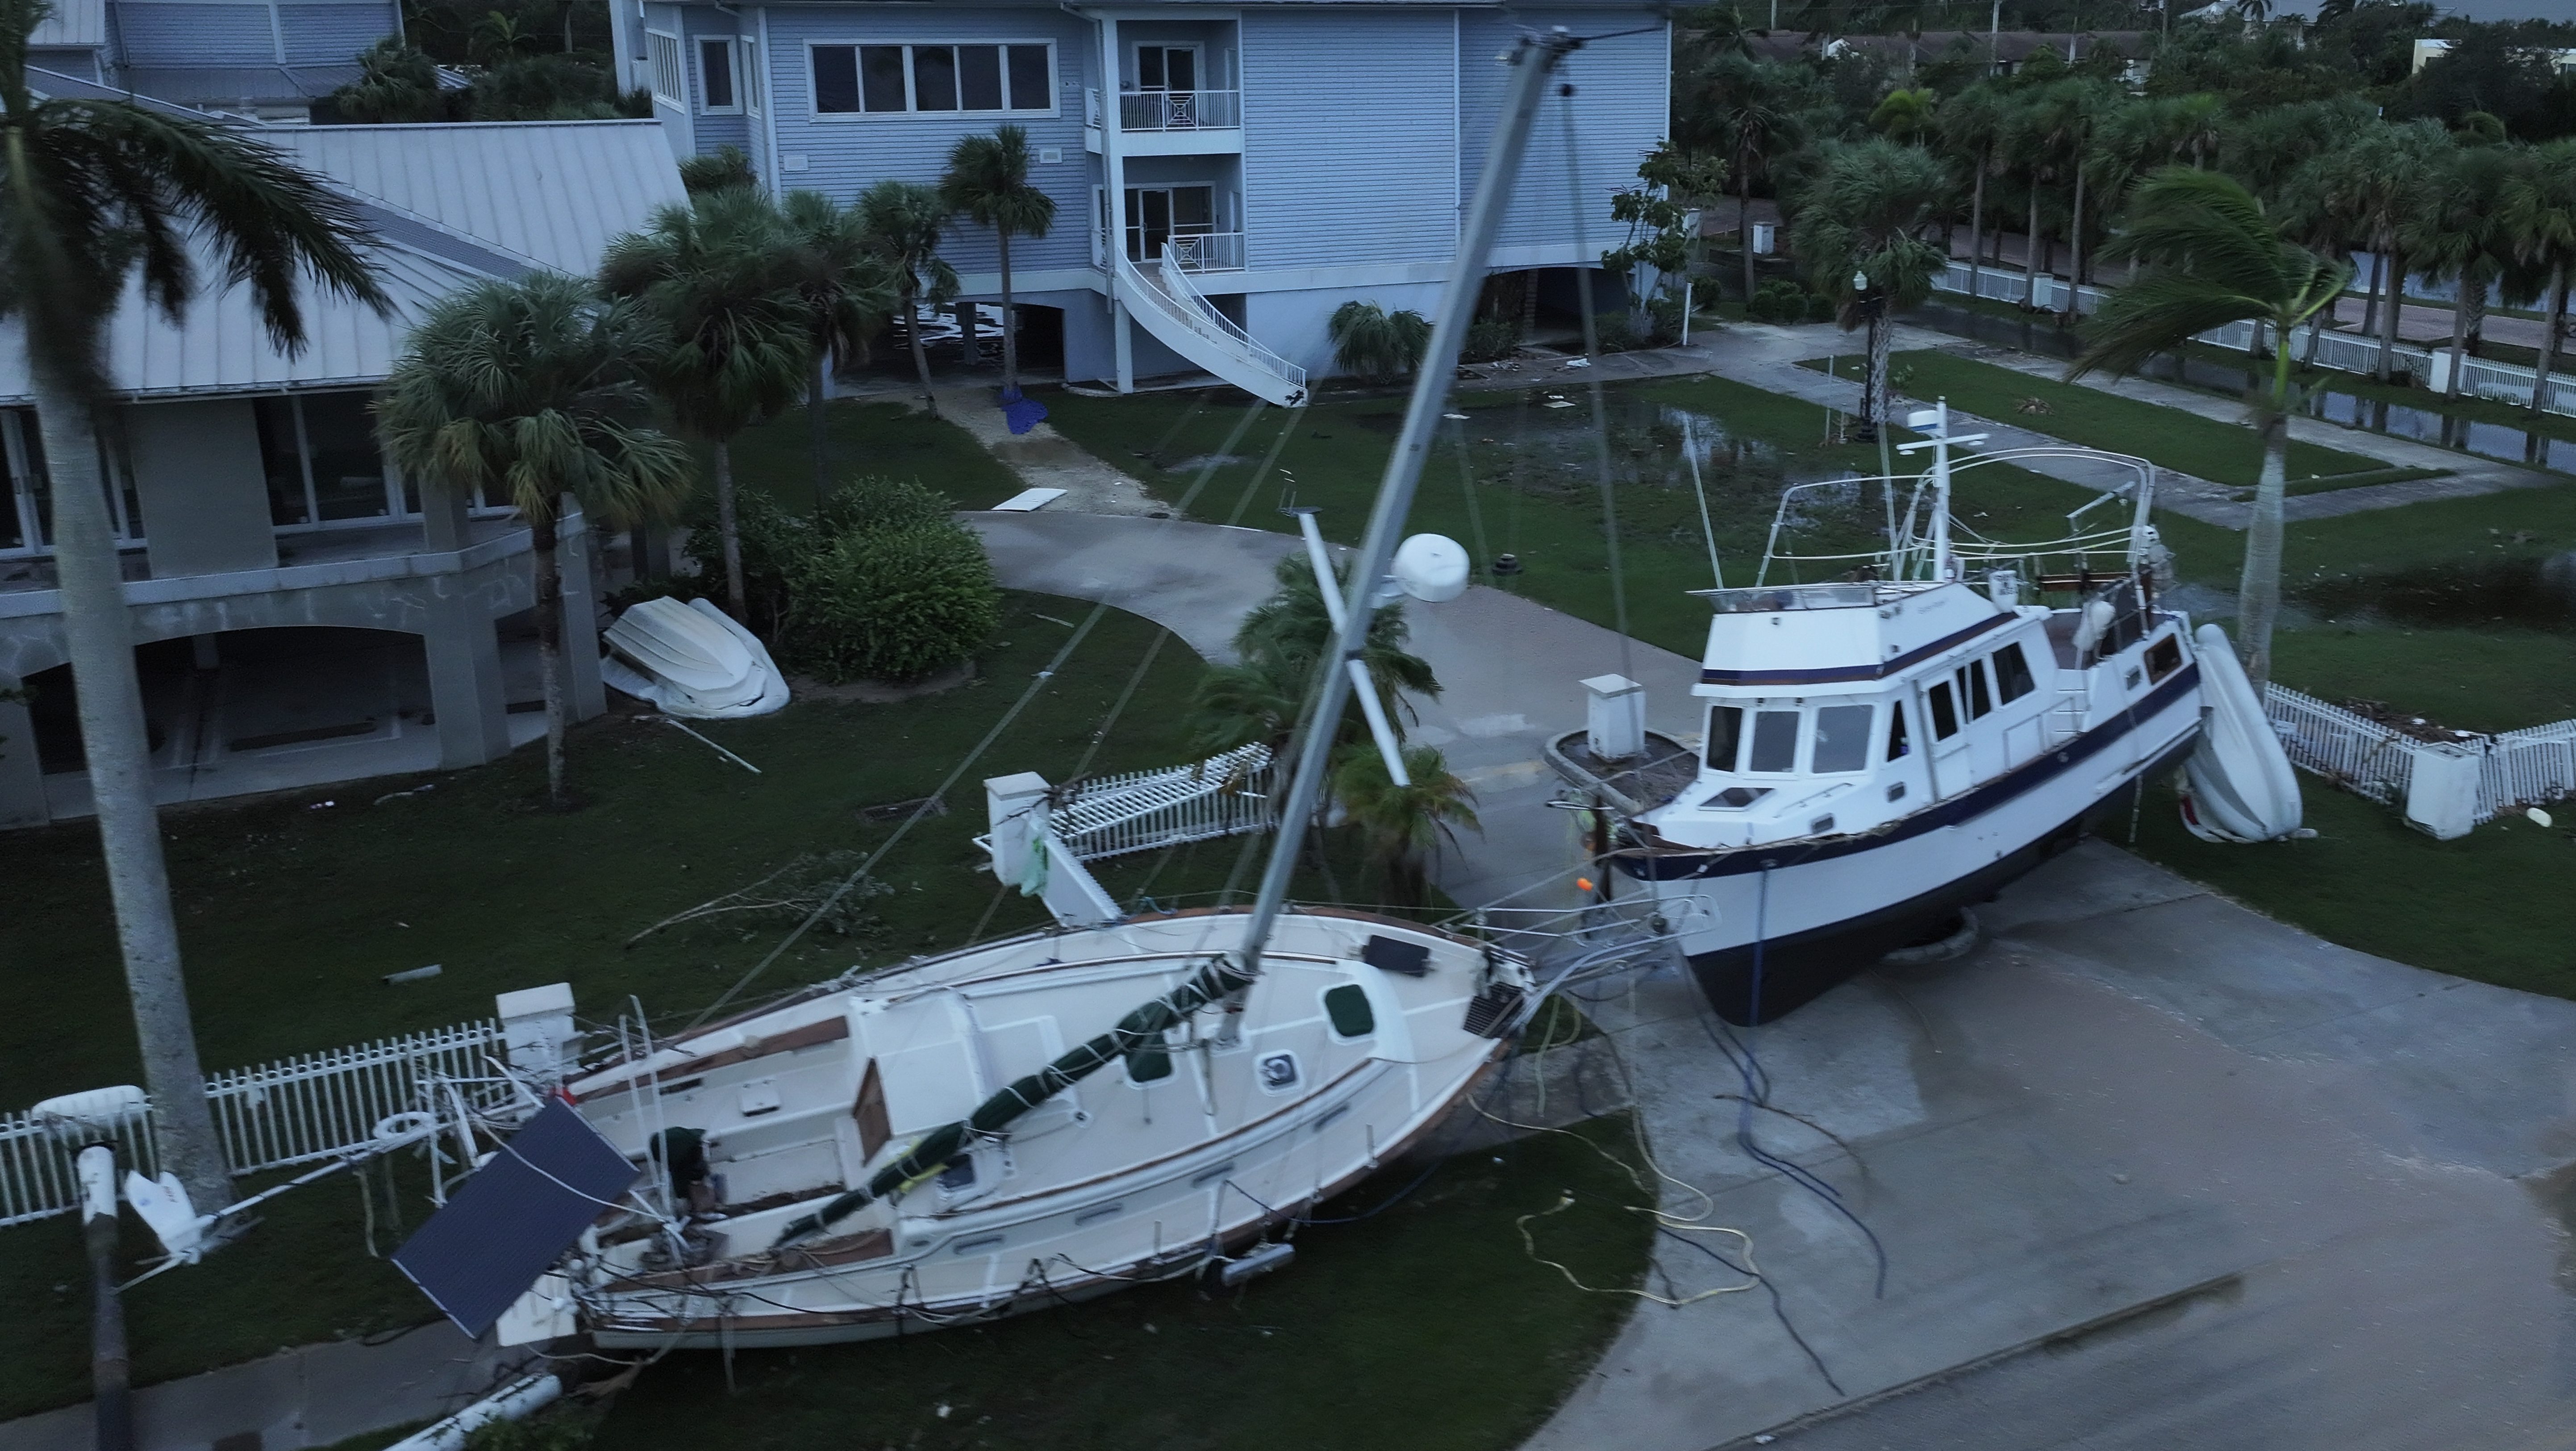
[421,481,472,553]
[0,675,47,828]
[557,511,606,722]
[421,590,509,770]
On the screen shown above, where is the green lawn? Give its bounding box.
[708,397,1025,516]
[592,1114,1655,1451]
[2128,780,2576,1001]
[1805,351,2432,493]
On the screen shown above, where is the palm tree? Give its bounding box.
[1192,555,1440,758]
[2404,144,2516,401]
[1327,301,1432,381]
[379,275,695,808]
[778,190,895,505]
[1936,82,2013,300]
[1684,54,1807,309]
[2499,139,2576,415]
[1790,138,1951,442]
[0,0,387,1212]
[940,125,1058,398]
[1332,743,1478,909]
[2300,123,2452,382]
[858,179,959,419]
[599,188,817,620]
[2071,167,2349,688]
[1870,87,1938,146]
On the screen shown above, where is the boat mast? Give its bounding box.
[1237,29,1582,977]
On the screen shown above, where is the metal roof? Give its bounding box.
[29,0,106,49]
[0,121,684,404]
[121,64,365,103]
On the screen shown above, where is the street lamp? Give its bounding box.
[1851,269,1881,443]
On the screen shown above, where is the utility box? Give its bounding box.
[2403,744,2481,841]
[496,983,580,1082]
[984,771,1052,885]
[1583,674,1646,763]
[1750,221,1777,256]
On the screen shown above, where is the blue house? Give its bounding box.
[613,2,1670,403]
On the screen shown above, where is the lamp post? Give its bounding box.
[1851,268,1884,444]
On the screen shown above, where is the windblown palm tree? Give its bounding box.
[1332,743,1478,909]
[2071,167,2350,687]
[599,188,818,618]
[1190,555,1440,759]
[2403,144,2517,401]
[1935,81,2013,298]
[940,125,1057,397]
[858,179,959,419]
[777,190,894,505]
[1790,138,1951,441]
[379,275,694,807]
[1327,301,1432,381]
[0,0,387,1211]
[2499,139,2576,416]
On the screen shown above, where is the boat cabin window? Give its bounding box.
[1748,710,1801,773]
[1706,705,1744,772]
[1958,661,1994,721]
[2145,634,2183,683]
[1886,702,1910,760]
[1992,642,2037,703]
[1323,984,1375,1038]
[1927,681,1960,739]
[1811,705,1874,773]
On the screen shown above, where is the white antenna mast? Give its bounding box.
[1896,398,1985,582]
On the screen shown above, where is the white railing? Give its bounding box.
[2263,682,2576,829]
[1117,88,1242,131]
[1931,262,2568,415]
[1126,229,1244,273]
[1051,742,1277,861]
[1,1018,506,1228]
[1113,248,1308,402]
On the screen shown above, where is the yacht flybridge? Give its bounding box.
[1553,409,2248,1023]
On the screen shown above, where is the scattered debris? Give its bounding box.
[2015,396,2052,415]
[861,794,947,822]
[659,717,760,774]
[383,965,442,985]
[625,850,890,947]
[372,784,436,806]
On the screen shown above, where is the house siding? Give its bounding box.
[29,46,101,79]
[278,0,393,64]
[683,11,751,157]
[115,1,275,66]
[1458,8,1666,259]
[1238,9,1455,272]
[756,4,1097,279]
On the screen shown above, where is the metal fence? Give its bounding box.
[1,1019,504,1229]
[1052,743,1277,862]
[2263,683,2576,826]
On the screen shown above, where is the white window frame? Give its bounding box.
[804,38,1058,121]
[646,29,684,106]
[1130,42,1201,92]
[739,34,762,116]
[256,392,404,536]
[0,410,44,556]
[695,35,742,114]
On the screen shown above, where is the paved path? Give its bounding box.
[931,384,1168,516]
[963,512,2576,1451]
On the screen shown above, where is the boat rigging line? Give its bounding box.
[1561,79,1636,688]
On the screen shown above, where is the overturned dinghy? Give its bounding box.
[2178,622,2302,842]
[601,597,788,720]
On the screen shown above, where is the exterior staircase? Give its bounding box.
[1113,249,1308,408]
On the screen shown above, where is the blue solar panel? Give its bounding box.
[392,1100,639,1339]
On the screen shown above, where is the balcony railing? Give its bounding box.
[1118,88,1241,131]
[1125,229,1244,273]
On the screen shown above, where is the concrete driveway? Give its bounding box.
[973,509,2576,1451]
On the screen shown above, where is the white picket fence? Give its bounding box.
[2263,683,2576,828]
[1050,743,1278,862]
[0,1019,506,1229]
[1930,261,2576,419]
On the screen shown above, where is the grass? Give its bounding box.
[2270,626,2576,735]
[1804,350,2434,494]
[2127,780,2576,1001]
[590,1113,1656,1451]
[707,398,1025,516]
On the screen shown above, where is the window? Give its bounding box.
[1992,642,2037,703]
[1886,702,1910,760]
[696,37,737,112]
[1748,709,1800,773]
[1957,661,1993,721]
[1928,682,1960,739]
[1705,705,1744,772]
[2144,634,2183,684]
[0,410,38,552]
[812,42,1052,116]
[646,30,682,103]
[1324,984,1375,1039]
[1811,705,1874,774]
[1137,44,1197,90]
[255,393,392,528]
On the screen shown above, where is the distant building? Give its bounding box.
[612,0,1672,405]
[0,121,686,828]
[27,0,404,119]
[2411,36,2576,73]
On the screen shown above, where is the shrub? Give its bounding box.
[816,473,952,538]
[468,54,648,120]
[1591,313,1637,351]
[1461,316,1521,363]
[680,487,813,640]
[1328,300,1433,380]
[788,521,1001,684]
[1746,280,1808,324]
[679,146,757,198]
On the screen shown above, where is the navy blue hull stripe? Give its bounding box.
[1699,610,2017,687]
[1621,663,2203,881]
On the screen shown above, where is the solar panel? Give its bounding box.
[392,1101,639,1339]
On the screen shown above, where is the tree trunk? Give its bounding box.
[29,379,231,1213]
[906,288,940,418]
[998,227,1021,394]
[1966,150,1986,301]
[532,513,568,808]
[808,352,831,505]
[712,439,746,620]
[2359,250,2382,340]
[2239,341,2294,689]
[1861,307,1894,434]
[2446,271,2473,400]
[2375,249,2404,384]
[2022,188,2042,307]
[2534,263,2568,415]
[2062,165,2086,323]
[959,298,978,374]
[2462,266,2488,362]
[1738,177,1756,306]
